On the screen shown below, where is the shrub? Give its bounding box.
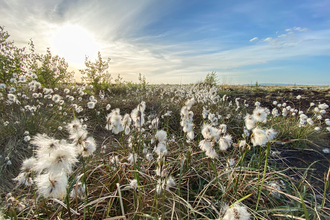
[80,51,112,93]
[204,71,219,86]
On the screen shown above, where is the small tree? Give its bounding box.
[204,71,219,86]
[29,44,74,87]
[80,51,112,90]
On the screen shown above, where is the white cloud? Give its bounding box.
[285,27,308,33]
[249,37,258,42]
[263,37,273,42]
[293,27,308,32]
[278,34,287,38]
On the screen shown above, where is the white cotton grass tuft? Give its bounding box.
[166,176,176,190]
[182,121,193,133]
[253,107,267,122]
[35,172,68,199]
[251,127,268,146]
[201,124,218,140]
[70,182,85,199]
[221,203,251,220]
[307,118,314,125]
[127,153,138,164]
[319,103,329,110]
[122,114,132,127]
[269,182,281,198]
[244,114,256,130]
[131,102,146,129]
[227,158,236,167]
[67,119,83,135]
[105,108,124,134]
[31,134,61,157]
[87,101,95,109]
[21,157,37,172]
[219,134,232,151]
[205,146,218,159]
[52,94,62,103]
[187,130,195,140]
[156,179,165,195]
[70,129,88,144]
[180,98,196,140]
[154,130,168,158]
[67,120,97,157]
[35,142,78,174]
[219,124,227,134]
[111,115,124,134]
[13,172,34,186]
[80,137,96,157]
[199,139,212,152]
[265,128,277,141]
[239,140,248,150]
[13,157,37,186]
[155,130,167,143]
[129,179,138,190]
[23,136,31,142]
[199,123,226,158]
[323,148,330,154]
[154,142,168,158]
[185,98,195,109]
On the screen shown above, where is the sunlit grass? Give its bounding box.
[1,78,330,219]
[1,26,330,219]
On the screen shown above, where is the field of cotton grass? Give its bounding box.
[1,26,330,220]
[1,76,330,219]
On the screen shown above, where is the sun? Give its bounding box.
[52,24,100,66]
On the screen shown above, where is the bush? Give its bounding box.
[204,71,219,86]
[0,26,74,87]
[30,45,74,87]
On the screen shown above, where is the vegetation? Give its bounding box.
[204,71,219,86]
[1,26,330,220]
[80,51,112,93]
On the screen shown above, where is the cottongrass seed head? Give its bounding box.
[221,203,251,220]
[251,127,268,146]
[36,172,68,199]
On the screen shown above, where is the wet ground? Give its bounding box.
[228,85,330,189]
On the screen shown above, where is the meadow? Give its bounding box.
[1,26,330,219]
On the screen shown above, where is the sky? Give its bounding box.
[1,0,330,85]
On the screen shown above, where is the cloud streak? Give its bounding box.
[249,37,258,42]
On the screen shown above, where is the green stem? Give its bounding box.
[81,157,90,220]
[65,190,72,220]
[256,143,270,210]
[234,148,248,196]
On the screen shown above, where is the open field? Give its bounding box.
[1,80,330,219]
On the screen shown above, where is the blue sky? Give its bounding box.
[1,0,329,85]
